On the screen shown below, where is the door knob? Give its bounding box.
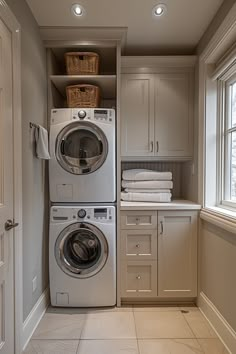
[5,219,19,231]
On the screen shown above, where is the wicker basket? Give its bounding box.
[65,52,99,75]
[66,84,100,108]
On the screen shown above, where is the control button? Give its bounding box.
[78,110,86,119]
[78,209,86,218]
[87,215,90,219]
[109,216,112,220]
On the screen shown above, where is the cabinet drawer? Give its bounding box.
[121,211,157,229]
[121,230,157,260]
[121,261,157,298]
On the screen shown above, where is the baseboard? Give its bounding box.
[198,292,236,354]
[22,287,50,350]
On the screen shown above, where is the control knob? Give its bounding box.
[78,209,86,218]
[78,110,86,119]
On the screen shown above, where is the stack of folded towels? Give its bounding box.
[121,169,173,203]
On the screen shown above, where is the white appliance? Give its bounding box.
[49,108,116,203]
[49,205,116,307]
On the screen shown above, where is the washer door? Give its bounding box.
[56,121,108,175]
[55,222,108,278]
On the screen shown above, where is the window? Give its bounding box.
[219,68,236,208]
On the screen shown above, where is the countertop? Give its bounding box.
[120,200,201,210]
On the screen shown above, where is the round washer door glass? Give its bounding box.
[56,121,108,175]
[55,223,108,278]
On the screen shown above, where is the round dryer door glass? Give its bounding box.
[55,223,108,278]
[56,121,108,175]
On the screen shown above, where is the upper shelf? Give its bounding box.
[50,75,116,99]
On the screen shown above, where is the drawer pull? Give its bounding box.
[135,244,140,248]
[136,275,141,280]
[135,217,140,224]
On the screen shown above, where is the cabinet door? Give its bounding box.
[158,211,198,297]
[121,229,157,260]
[155,73,193,157]
[121,261,157,298]
[121,74,155,157]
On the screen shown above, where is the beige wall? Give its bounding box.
[5,0,48,320]
[200,221,236,331]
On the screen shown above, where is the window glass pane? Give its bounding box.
[231,131,236,200]
[231,82,236,128]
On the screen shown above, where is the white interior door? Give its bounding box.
[0,18,15,354]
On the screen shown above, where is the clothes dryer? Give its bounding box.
[49,108,116,203]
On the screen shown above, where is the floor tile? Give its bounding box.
[81,312,136,339]
[197,339,229,353]
[183,310,218,338]
[133,305,179,312]
[134,311,194,338]
[77,339,139,354]
[23,340,79,354]
[32,313,85,339]
[138,339,203,354]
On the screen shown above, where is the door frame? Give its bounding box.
[0,2,22,353]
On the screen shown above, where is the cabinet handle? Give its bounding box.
[136,275,141,280]
[135,244,140,248]
[156,141,159,152]
[135,217,140,224]
[150,141,154,152]
[160,221,164,235]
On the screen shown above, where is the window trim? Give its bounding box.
[217,67,236,209]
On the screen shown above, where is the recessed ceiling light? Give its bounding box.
[71,4,84,17]
[152,4,167,17]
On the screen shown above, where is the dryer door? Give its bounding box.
[56,121,108,175]
[55,222,108,278]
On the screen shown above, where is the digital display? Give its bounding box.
[94,110,107,115]
[94,208,107,216]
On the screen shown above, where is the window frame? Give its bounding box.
[218,67,236,209]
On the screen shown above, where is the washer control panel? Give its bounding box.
[51,206,115,223]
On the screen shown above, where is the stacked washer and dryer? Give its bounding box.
[49,108,116,307]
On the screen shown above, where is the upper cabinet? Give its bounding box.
[121,57,196,160]
[121,74,155,156]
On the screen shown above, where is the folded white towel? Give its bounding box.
[122,180,173,189]
[124,188,171,193]
[34,125,50,160]
[123,169,172,181]
[121,192,172,203]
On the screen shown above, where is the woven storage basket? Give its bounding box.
[66,84,100,108]
[65,52,99,75]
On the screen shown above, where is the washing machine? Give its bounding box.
[49,108,116,203]
[49,205,116,307]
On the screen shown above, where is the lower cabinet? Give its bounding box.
[158,211,198,297]
[120,209,198,300]
[121,261,157,297]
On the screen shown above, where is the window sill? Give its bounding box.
[200,206,236,235]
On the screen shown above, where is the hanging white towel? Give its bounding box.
[123,169,172,181]
[34,125,50,160]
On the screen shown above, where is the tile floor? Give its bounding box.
[24,305,229,354]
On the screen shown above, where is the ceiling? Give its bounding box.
[26,0,224,54]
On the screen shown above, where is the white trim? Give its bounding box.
[200,208,236,234]
[198,292,236,354]
[0,2,22,354]
[22,287,50,351]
